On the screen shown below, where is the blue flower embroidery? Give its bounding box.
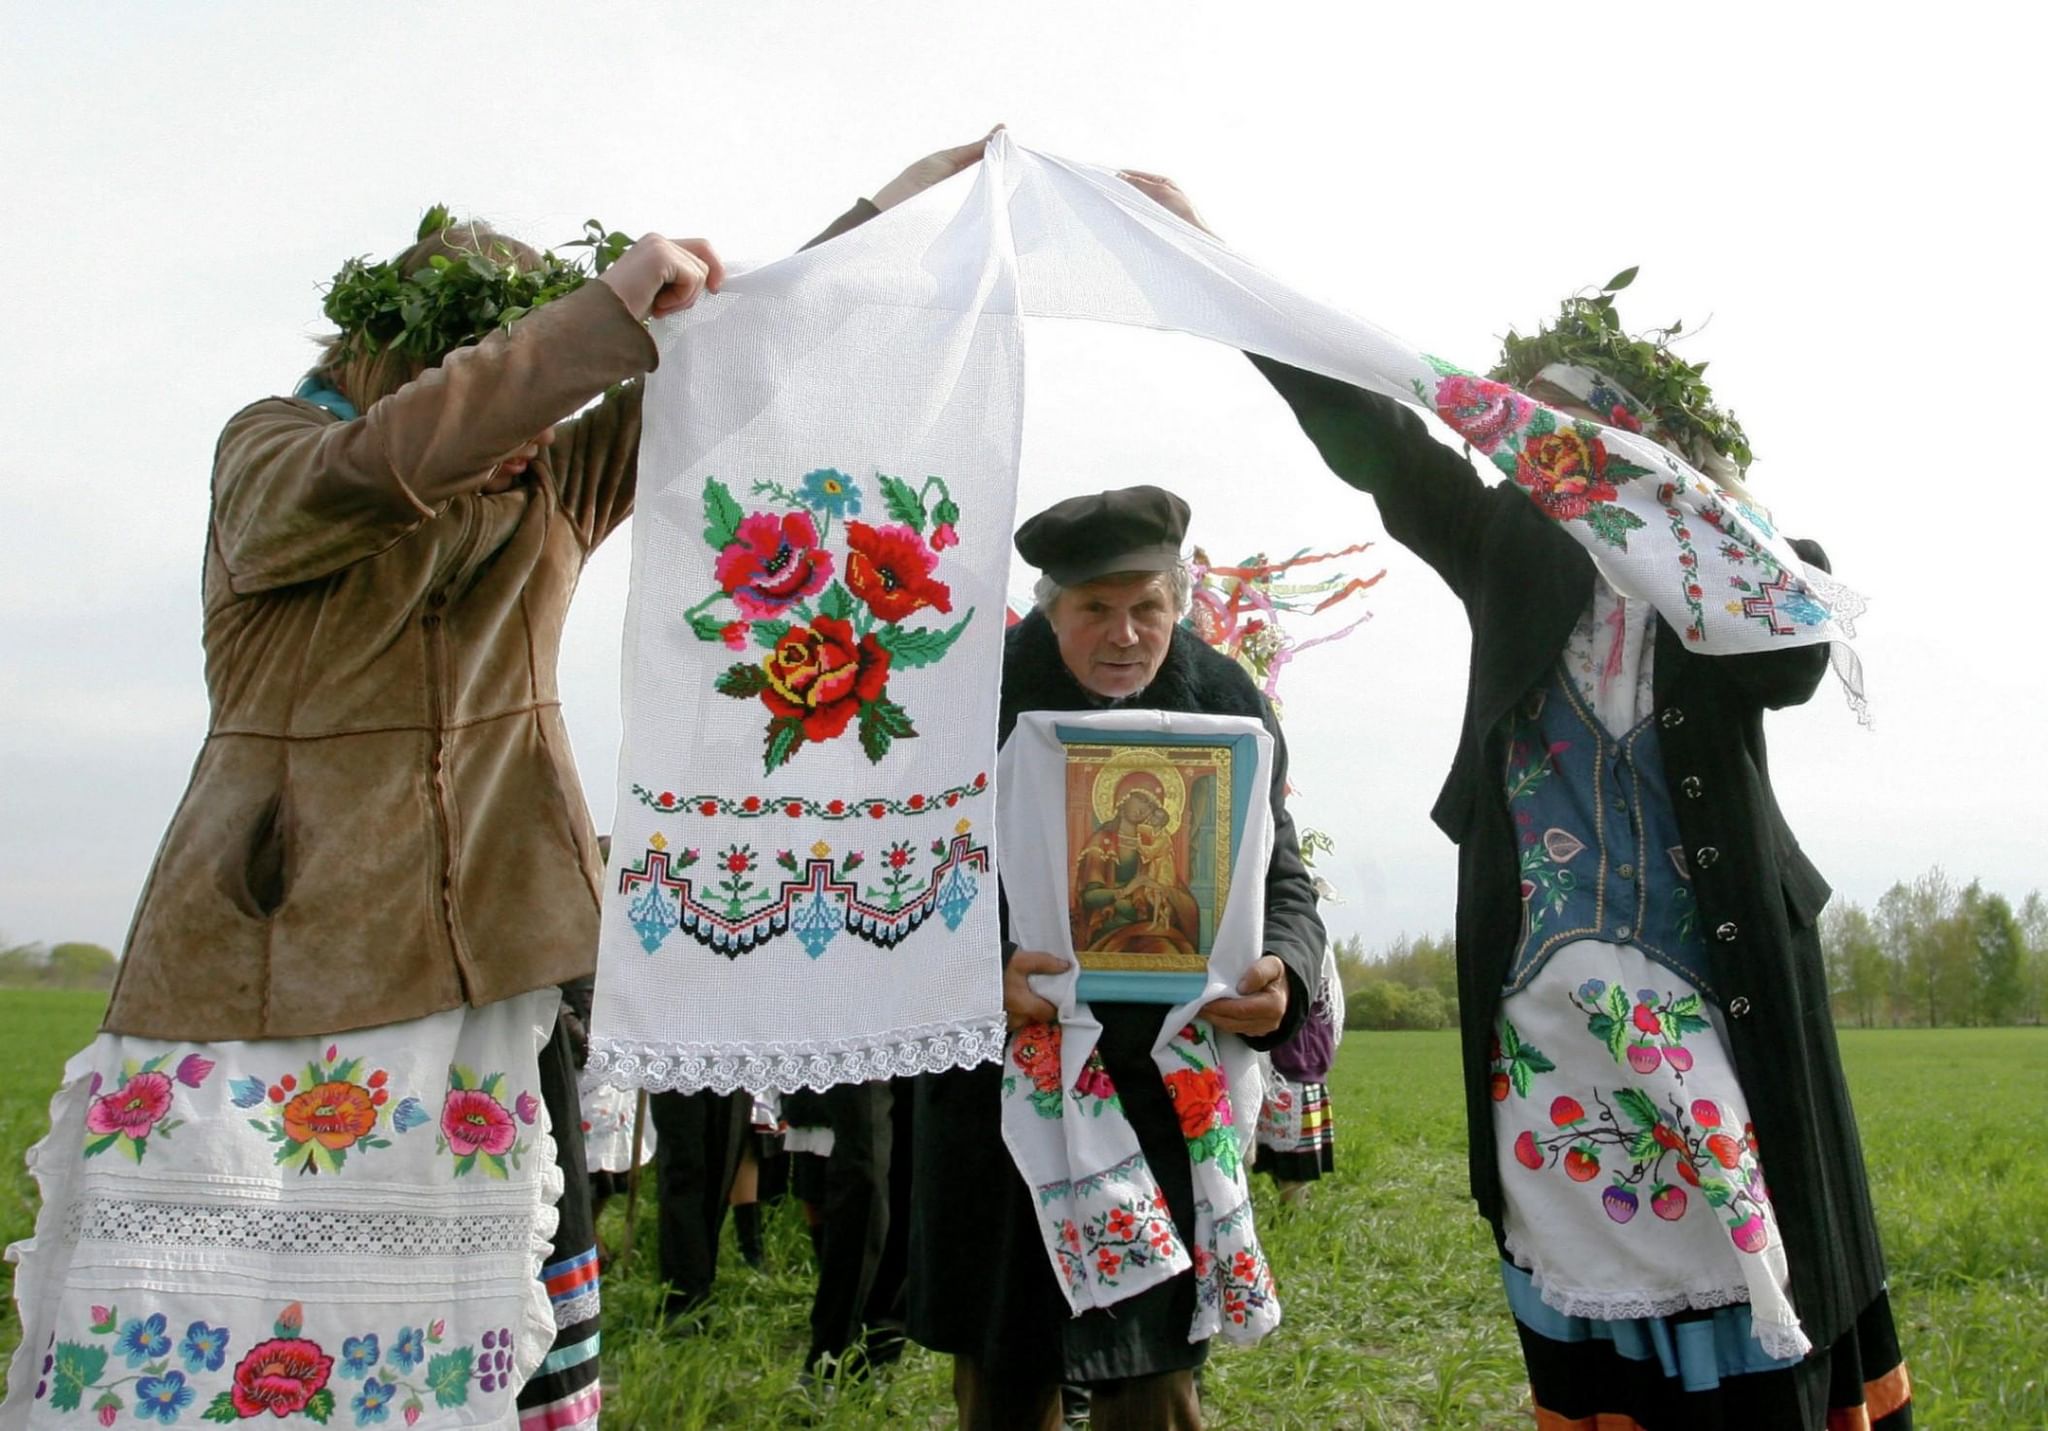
[352,1377,395,1425]
[135,1369,195,1423]
[118,1312,171,1366]
[799,467,862,520]
[178,1320,229,1373]
[340,1333,380,1378]
[389,1325,425,1371]
[1781,591,1827,627]
[228,1075,269,1108]
[391,1097,429,1133]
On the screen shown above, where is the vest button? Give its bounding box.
[1696,846,1720,868]
[1680,776,1703,798]
[1618,863,1636,880]
[1715,921,1739,942]
[1728,995,1752,1017]
[422,613,441,630]
[427,591,448,611]
[1660,707,1685,729]
[1615,925,1633,941]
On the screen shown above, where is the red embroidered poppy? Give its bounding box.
[1163,1066,1229,1140]
[715,511,834,618]
[761,615,892,742]
[845,521,953,623]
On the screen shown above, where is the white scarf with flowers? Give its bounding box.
[588,135,1865,1099]
[995,710,1281,1343]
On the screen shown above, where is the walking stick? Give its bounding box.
[616,1089,649,1266]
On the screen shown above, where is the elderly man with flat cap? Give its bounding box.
[905,485,1327,1431]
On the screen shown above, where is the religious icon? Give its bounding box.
[1059,731,1255,1002]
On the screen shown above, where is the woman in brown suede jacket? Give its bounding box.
[4,139,1000,1431]
[2,217,719,1431]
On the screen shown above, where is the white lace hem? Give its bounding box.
[1504,1231,1813,1361]
[513,998,568,1408]
[586,1015,1007,1094]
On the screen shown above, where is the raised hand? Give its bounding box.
[871,126,1005,212]
[598,234,725,320]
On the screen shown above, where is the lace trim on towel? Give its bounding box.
[586,1015,1007,1095]
[66,1196,534,1258]
[1504,1231,1812,1361]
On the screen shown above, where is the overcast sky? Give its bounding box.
[2,2,2040,959]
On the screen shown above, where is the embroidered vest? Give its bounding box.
[1502,666,1712,995]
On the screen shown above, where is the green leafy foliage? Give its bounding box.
[763,718,806,775]
[877,474,927,532]
[857,699,917,763]
[1490,267,1755,471]
[322,206,625,366]
[304,1387,335,1424]
[50,1342,107,1411]
[1584,504,1648,550]
[427,1347,475,1408]
[874,609,974,669]
[816,583,855,622]
[702,478,743,550]
[203,1392,241,1424]
[714,663,769,699]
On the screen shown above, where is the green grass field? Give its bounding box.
[3,992,2043,1426]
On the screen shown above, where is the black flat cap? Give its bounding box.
[1014,485,1190,586]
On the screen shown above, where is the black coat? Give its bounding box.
[1252,356,1886,1353]
[905,610,1327,1380]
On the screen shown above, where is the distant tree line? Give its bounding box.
[0,938,119,990]
[1335,867,2047,1031]
[1819,870,2047,1028]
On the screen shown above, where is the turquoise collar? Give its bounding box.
[293,374,359,422]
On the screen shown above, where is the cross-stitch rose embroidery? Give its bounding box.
[761,615,892,741]
[692,470,973,772]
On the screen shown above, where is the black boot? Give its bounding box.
[734,1202,764,1269]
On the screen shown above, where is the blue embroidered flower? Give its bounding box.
[177,1320,228,1373]
[1577,978,1607,1004]
[118,1312,171,1366]
[799,467,862,519]
[1781,591,1827,627]
[135,1369,194,1423]
[228,1075,269,1108]
[389,1325,425,1372]
[340,1333,380,1378]
[391,1097,429,1133]
[351,1377,395,1425]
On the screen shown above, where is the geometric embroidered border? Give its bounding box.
[619,831,991,959]
[67,1196,533,1259]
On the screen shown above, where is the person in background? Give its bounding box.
[1254,958,1339,1204]
[907,484,1327,1431]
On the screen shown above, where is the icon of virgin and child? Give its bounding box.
[1068,757,1222,964]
